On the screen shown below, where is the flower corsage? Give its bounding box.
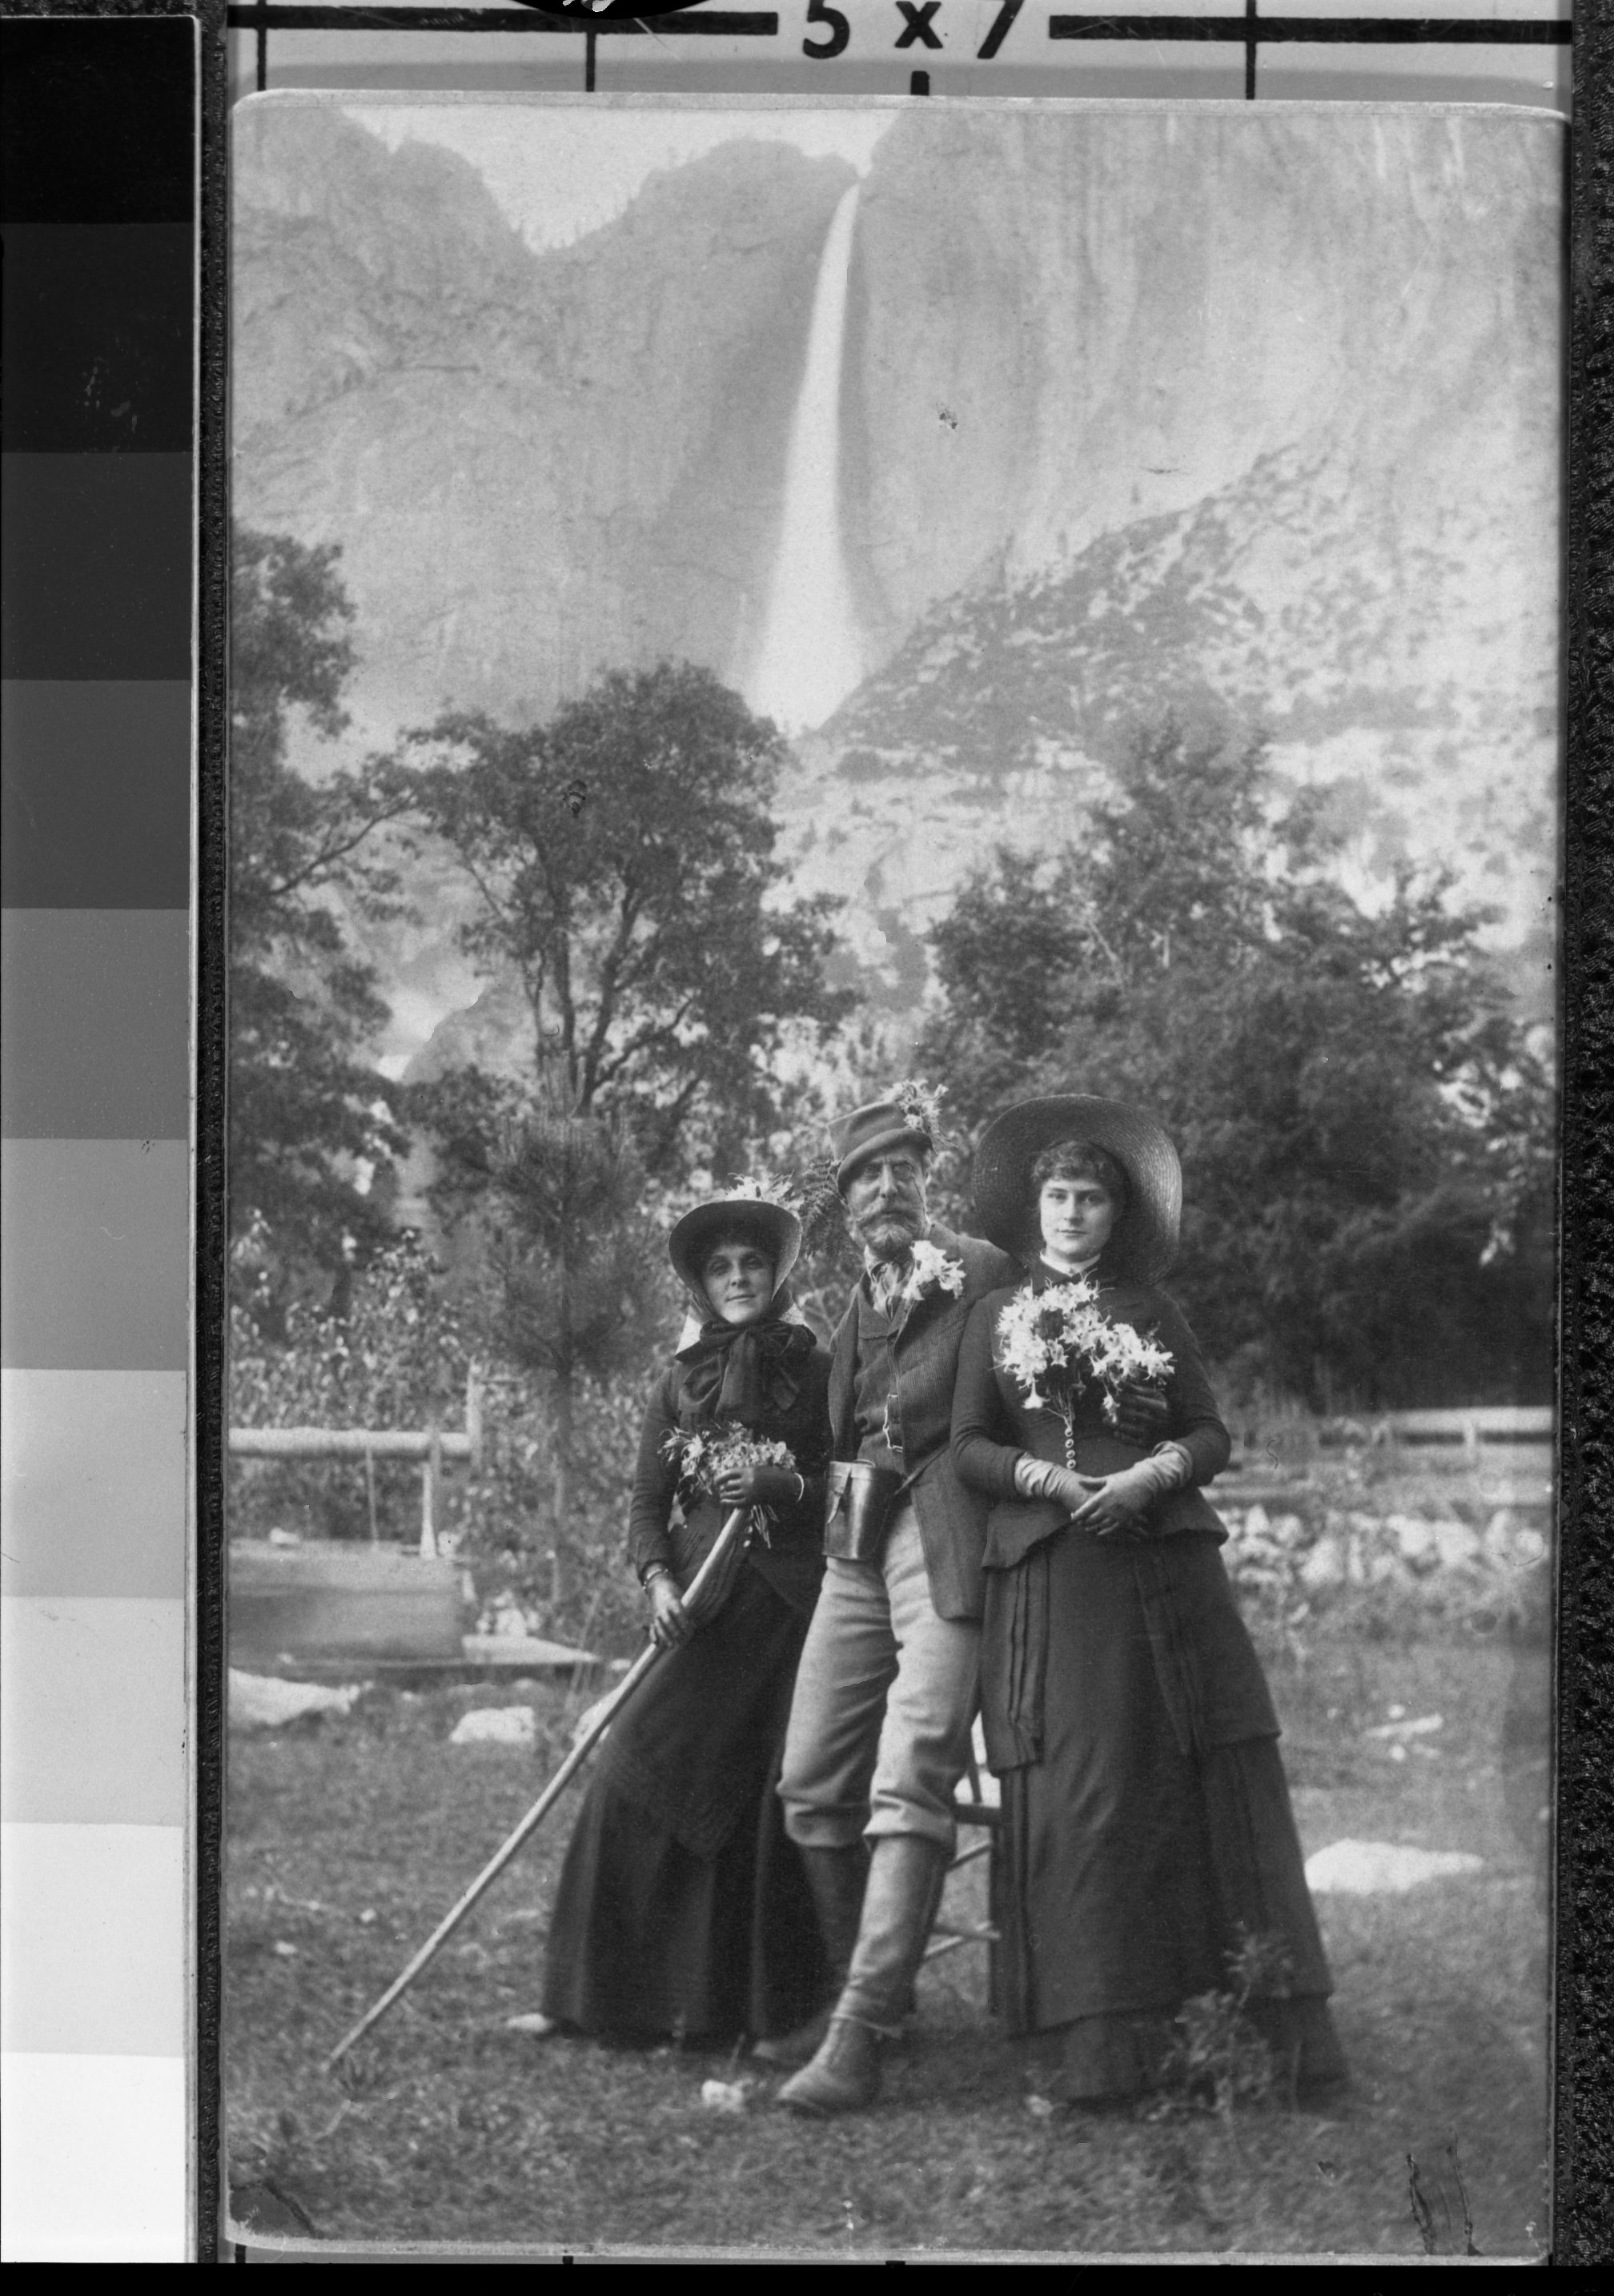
[898,1237,967,1308]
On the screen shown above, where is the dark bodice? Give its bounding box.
[950,1277,1231,1571]
[629,1335,833,1616]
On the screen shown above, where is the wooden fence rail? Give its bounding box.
[1349,1407,1554,1444]
[229,1371,483,1555]
[229,1427,473,1460]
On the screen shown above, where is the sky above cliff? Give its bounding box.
[351,100,895,251]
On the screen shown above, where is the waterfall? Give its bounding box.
[749,183,864,735]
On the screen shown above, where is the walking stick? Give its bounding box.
[326,1505,751,2068]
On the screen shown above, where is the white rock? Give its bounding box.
[1304,1840,1484,1895]
[505,2013,561,2037]
[1487,1512,1548,1571]
[1299,1535,1346,1591]
[449,1704,536,1748]
[229,1670,362,1730]
[1388,1515,1439,1567]
[1432,1520,1483,1570]
[700,2079,749,2114]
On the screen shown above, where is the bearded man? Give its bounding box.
[765,1087,1017,2114]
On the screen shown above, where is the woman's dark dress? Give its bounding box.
[951,1269,1345,2102]
[540,1323,832,2045]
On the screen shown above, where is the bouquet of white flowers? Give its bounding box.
[996,1277,1174,1467]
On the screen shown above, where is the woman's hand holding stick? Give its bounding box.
[713,1459,800,1509]
[646,1571,691,1650]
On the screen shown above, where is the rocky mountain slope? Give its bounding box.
[780,427,1558,1014]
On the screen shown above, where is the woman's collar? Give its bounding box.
[1036,1250,1101,1284]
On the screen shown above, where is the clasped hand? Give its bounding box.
[713,1461,796,1509]
[1022,1454,1166,1536]
[1065,1462,1162,1535]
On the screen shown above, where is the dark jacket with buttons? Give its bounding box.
[950,1273,1232,1573]
[827,1221,1018,1622]
[950,1272,1279,1768]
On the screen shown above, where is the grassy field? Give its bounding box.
[224,1623,1550,2259]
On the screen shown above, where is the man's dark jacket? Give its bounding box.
[827,1221,1017,1622]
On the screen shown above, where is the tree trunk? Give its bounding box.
[551,1367,573,1615]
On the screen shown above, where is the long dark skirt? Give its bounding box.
[540,1561,828,2045]
[989,1529,1346,2104]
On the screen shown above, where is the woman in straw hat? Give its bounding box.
[950,1097,1345,2110]
[537,1184,833,2047]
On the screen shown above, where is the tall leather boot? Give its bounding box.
[777,1836,951,2116]
[753,1842,869,2068]
[895,1844,953,2024]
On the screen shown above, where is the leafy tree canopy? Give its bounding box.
[394,661,856,1180]
[920,716,1554,1409]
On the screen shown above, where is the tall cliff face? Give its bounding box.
[841,106,1560,645]
[234,105,856,732]
[233,102,1560,1072]
[801,106,1560,1014]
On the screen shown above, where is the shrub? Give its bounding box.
[1152,1929,1295,2125]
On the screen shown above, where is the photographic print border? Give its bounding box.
[200,6,1614,2262]
[0,0,1605,2262]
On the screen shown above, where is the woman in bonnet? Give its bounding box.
[538,1183,833,2048]
[950,1097,1345,2110]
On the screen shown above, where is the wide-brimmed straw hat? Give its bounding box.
[667,1188,803,1298]
[971,1095,1182,1282]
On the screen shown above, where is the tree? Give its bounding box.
[420,1089,668,1608]
[230,525,415,1323]
[918,716,1554,1409]
[395,661,856,1179]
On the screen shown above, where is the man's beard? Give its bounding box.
[858,1208,925,1262]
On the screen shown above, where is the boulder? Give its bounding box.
[1303,1840,1484,1895]
[449,1704,536,1748]
[229,1670,362,1731]
[1299,1535,1347,1592]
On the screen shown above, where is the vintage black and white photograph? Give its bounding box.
[223,94,1558,2258]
